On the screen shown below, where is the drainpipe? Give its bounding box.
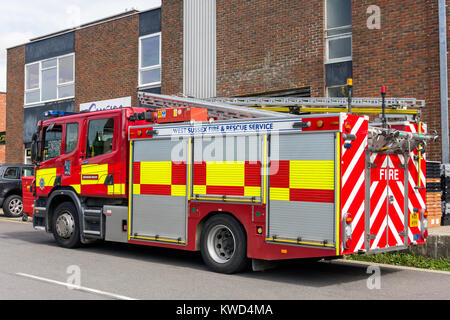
[439,0,449,163]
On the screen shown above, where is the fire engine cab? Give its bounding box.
[30,92,437,274]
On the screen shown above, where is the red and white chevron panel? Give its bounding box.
[341,114,368,254]
[368,153,407,250]
[393,122,427,245]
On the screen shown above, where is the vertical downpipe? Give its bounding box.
[439,0,449,163]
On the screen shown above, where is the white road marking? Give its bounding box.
[16,273,137,300]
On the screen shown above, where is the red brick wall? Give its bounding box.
[0,92,6,163]
[5,46,25,164]
[161,0,183,95]
[216,0,325,97]
[75,14,140,109]
[352,0,442,161]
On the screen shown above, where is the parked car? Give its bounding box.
[0,164,34,217]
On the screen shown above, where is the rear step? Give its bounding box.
[82,208,103,239]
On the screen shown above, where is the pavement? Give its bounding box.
[409,225,450,259]
[0,215,449,300]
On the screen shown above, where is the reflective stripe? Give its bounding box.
[289,161,334,190]
[71,184,81,193]
[206,162,245,187]
[140,162,172,185]
[269,187,290,201]
[244,186,261,197]
[36,168,57,188]
[108,184,125,195]
[171,185,186,197]
[81,164,108,185]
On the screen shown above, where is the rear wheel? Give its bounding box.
[200,215,249,274]
[52,202,81,248]
[2,195,23,217]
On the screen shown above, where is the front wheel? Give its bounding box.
[52,202,81,248]
[200,215,249,274]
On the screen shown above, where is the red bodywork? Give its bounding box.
[22,176,36,217]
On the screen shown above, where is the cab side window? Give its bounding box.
[43,125,62,161]
[65,123,78,154]
[87,118,114,158]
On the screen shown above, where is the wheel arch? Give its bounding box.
[195,211,248,251]
[46,188,83,233]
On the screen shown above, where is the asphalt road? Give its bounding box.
[0,216,449,300]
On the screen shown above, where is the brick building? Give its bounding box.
[0,92,5,163]
[5,0,450,163]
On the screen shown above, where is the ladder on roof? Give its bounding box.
[138,92,296,119]
[138,92,424,120]
[206,97,424,117]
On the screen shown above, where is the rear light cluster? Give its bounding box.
[343,213,353,249]
[421,209,428,239]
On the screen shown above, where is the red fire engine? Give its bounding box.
[30,92,437,274]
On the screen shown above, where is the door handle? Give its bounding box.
[388,195,394,205]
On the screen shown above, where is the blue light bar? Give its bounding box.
[44,110,78,118]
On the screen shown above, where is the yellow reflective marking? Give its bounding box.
[263,135,267,204]
[129,141,133,241]
[187,138,192,201]
[289,161,335,190]
[140,161,172,185]
[108,184,126,195]
[266,238,335,248]
[336,132,341,256]
[36,168,57,188]
[133,184,140,195]
[269,187,290,201]
[244,186,261,197]
[193,185,207,195]
[132,235,185,244]
[71,184,81,194]
[81,164,108,185]
[206,161,245,186]
[171,185,186,197]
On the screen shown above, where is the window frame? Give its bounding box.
[24,53,75,106]
[325,0,352,64]
[138,32,162,88]
[86,118,115,159]
[64,122,79,155]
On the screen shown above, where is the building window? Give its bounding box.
[139,33,161,87]
[325,0,352,64]
[24,53,75,105]
[327,85,349,98]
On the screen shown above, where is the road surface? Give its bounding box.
[0,216,449,300]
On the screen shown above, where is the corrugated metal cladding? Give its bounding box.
[25,32,75,64]
[183,0,216,98]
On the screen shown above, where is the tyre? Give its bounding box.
[52,202,81,248]
[2,195,23,217]
[200,214,249,274]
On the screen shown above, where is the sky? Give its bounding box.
[0,0,161,92]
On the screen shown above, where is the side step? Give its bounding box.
[82,208,103,239]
